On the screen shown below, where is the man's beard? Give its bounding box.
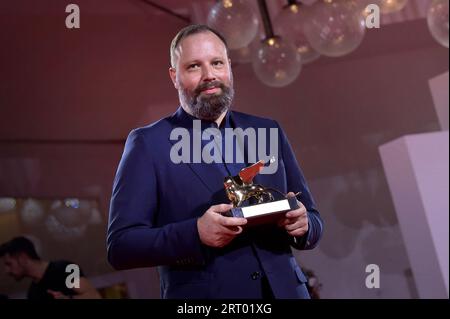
[179,76,234,121]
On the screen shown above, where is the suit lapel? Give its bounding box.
[231,111,283,193]
[170,135,227,194]
[167,108,229,195]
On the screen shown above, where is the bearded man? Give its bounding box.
[107,24,323,299]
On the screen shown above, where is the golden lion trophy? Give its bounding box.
[223,158,300,225]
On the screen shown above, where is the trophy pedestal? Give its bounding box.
[225,197,299,226]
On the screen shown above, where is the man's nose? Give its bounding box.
[201,65,216,82]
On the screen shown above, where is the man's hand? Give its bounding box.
[197,204,247,248]
[47,289,70,299]
[278,192,309,237]
[48,277,102,299]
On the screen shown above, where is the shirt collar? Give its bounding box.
[176,106,232,130]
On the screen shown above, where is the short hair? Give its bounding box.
[0,236,40,260]
[170,24,229,67]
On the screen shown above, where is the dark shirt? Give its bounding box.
[178,107,248,176]
[27,260,84,300]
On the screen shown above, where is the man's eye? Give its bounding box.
[213,61,224,66]
[188,64,199,69]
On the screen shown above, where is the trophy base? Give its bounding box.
[225,197,299,226]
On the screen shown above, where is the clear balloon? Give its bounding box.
[427,0,449,48]
[303,0,366,57]
[207,0,259,50]
[274,4,320,64]
[252,37,302,88]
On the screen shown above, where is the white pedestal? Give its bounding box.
[379,131,449,298]
[429,72,449,130]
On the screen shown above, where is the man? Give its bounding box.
[107,24,323,299]
[0,236,101,299]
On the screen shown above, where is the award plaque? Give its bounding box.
[223,159,300,226]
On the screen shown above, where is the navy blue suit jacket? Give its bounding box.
[107,107,323,299]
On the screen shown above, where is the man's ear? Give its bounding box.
[169,67,178,89]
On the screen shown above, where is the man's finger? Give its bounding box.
[211,203,234,213]
[285,220,307,232]
[285,192,305,209]
[288,226,308,237]
[279,218,295,227]
[285,209,303,218]
[286,192,296,198]
[47,289,62,298]
[279,214,302,225]
[216,224,243,237]
[286,203,307,217]
[224,225,243,234]
[220,215,248,227]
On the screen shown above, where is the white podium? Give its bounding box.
[429,72,449,130]
[379,132,449,298]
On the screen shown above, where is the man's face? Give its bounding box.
[2,254,27,281]
[169,31,234,121]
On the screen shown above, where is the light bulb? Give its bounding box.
[375,0,409,14]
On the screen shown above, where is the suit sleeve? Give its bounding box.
[276,122,324,250]
[107,129,206,270]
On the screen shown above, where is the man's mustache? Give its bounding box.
[194,81,227,96]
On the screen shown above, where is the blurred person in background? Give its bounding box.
[0,236,101,299]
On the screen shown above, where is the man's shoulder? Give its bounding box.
[128,113,175,140]
[231,110,279,128]
[135,116,173,134]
